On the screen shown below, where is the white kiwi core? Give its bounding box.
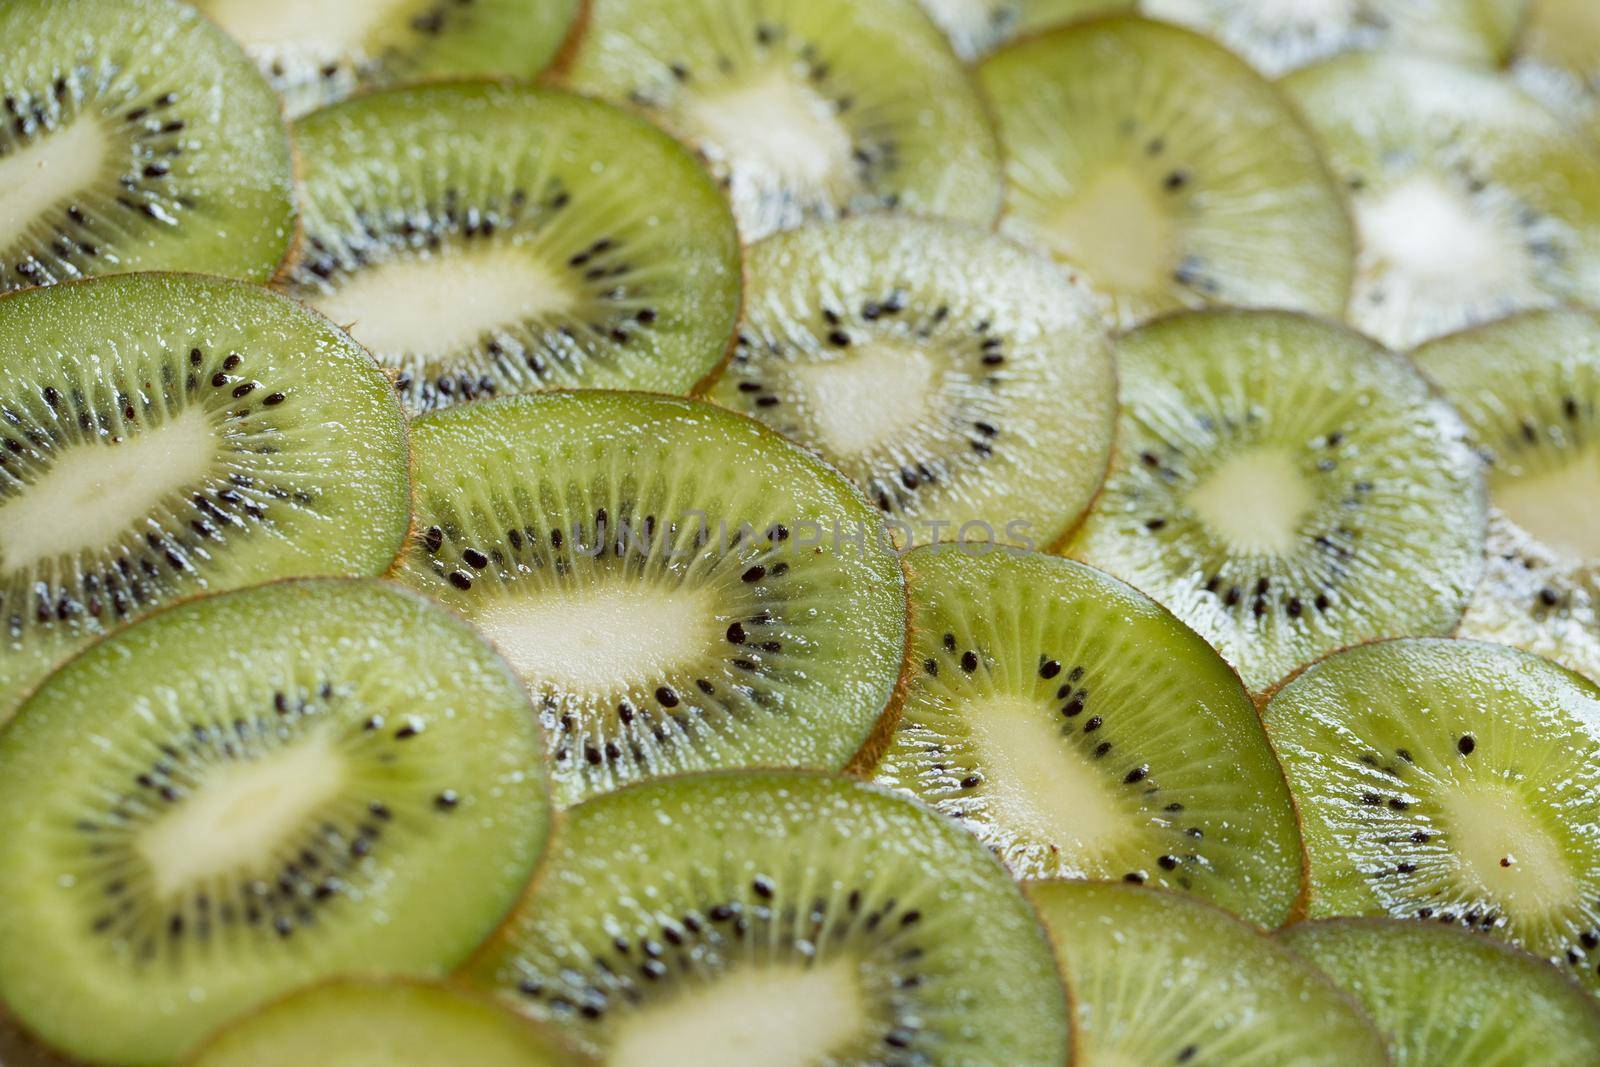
[471,581,720,694]
[966,697,1132,863]
[790,343,943,459]
[1493,450,1600,561]
[0,406,218,575]
[684,70,854,194]
[310,244,577,359]
[201,0,400,49]
[606,957,869,1067]
[1439,781,1576,921]
[136,734,347,899]
[1186,447,1313,556]
[1042,166,1177,295]
[0,118,109,247]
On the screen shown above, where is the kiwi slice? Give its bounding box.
[1140,0,1527,76]
[707,215,1115,550]
[192,0,583,118]
[391,391,907,807]
[1262,637,1600,996]
[187,980,589,1067]
[977,17,1351,331]
[0,579,552,1067]
[916,0,1133,60]
[1282,918,1600,1065]
[871,545,1303,926]
[1027,881,1389,1065]
[0,0,295,291]
[462,771,1070,1065]
[0,273,409,716]
[1063,309,1484,695]
[1513,0,1600,138]
[1412,310,1600,683]
[279,83,741,415]
[558,0,1002,242]
[1283,51,1600,352]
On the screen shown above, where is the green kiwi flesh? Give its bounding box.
[462,771,1070,1065]
[916,0,1134,60]
[280,83,741,414]
[977,16,1353,330]
[193,0,583,118]
[708,215,1114,550]
[871,545,1303,926]
[187,981,589,1067]
[1512,0,1600,138]
[0,0,295,290]
[1027,881,1390,1065]
[1141,0,1528,76]
[1283,51,1600,351]
[560,0,1002,241]
[1412,309,1600,684]
[0,273,410,716]
[0,579,552,1067]
[391,392,907,807]
[1281,918,1600,1066]
[1065,309,1484,694]
[1262,638,1600,997]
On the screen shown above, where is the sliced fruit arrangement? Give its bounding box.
[1284,51,1600,351]
[559,0,1003,241]
[391,391,907,806]
[186,980,590,1067]
[0,0,295,291]
[1512,0,1600,137]
[0,579,552,1067]
[1064,309,1484,694]
[462,771,1071,1065]
[916,0,1134,60]
[978,16,1352,329]
[192,0,583,118]
[1263,638,1600,996]
[1142,0,1528,76]
[1028,881,1390,1065]
[871,545,1303,925]
[0,273,410,715]
[1282,918,1600,1066]
[708,215,1114,549]
[1413,309,1600,683]
[280,83,741,414]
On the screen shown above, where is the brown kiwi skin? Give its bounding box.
[0,272,411,716]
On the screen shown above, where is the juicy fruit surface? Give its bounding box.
[392,392,907,807]
[1142,0,1528,76]
[1413,310,1600,684]
[1028,882,1390,1065]
[0,0,294,290]
[1065,309,1483,694]
[1263,639,1600,996]
[979,16,1352,330]
[872,546,1302,925]
[463,771,1070,1066]
[0,273,409,714]
[561,0,1002,241]
[1513,0,1600,137]
[709,215,1114,549]
[195,0,582,117]
[281,83,740,414]
[916,0,1135,60]
[1284,51,1600,351]
[1282,919,1600,1067]
[0,580,551,1067]
[188,981,588,1067]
